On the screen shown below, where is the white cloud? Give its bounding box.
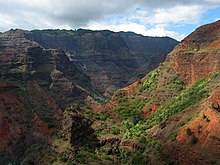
[0,0,219,40]
[149,5,204,24]
[144,26,187,41]
[85,21,186,41]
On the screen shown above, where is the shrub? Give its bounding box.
[139,136,147,144]
[197,124,202,131]
[186,128,198,144]
[169,132,177,141]
[210,101,220,111]
[179,117,192,127]
[186,128,192,136]
[206,117,210,122]
[111,127,120,135]
[60,155,68,162]
[139,69,160,92]
[131,152,148,165]
[49,157,56,165]
[210,159,217,165]
[191,134,198,144]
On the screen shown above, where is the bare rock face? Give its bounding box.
[167,20,220,86]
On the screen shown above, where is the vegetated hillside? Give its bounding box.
[25,29,178,96]
[55,20,219,165]
[0,27,175,164]
[0,28,177,164]
[103,20,220,164]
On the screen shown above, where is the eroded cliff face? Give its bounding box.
[167,20,220,86]
[0,29,96,163]
[25,29,178,96]
[0,29,95,105]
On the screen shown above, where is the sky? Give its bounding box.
[0,0,220,41]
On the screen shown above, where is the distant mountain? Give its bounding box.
[25,29,178,96]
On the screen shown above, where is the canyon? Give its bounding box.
[0,20,219,165]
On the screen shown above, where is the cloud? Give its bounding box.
[147,5,204,24]
[0,0,219,40]
[86,20,187,41]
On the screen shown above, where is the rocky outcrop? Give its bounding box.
[167,20,220,86]
[61,109,98,147]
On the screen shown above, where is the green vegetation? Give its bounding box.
[202,114,210,122]
[170,76,184,91]
[0,152,19,165]
[169,132,177,142]
[83,108,110,121]
[186,128,198,144]
[210,159,217,165]
[139,136,147,144]
[22,141,50,164]
[139,69,161,92]
[206,117,210,122]
[179,117,192,127]
[123,73,218,138]
[131,151,148,165]
[191,134,198,144]
[49,157,57,165]
[186,127,192,136]
[197,124,202,133]
[75,146,144,164]
[9,64,28,73]
[114,98,145,120]
[111,126,121,135]
[166,66,173,73]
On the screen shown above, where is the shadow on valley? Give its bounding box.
[70,114,99,151]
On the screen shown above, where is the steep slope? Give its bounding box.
[25,29,178,96]
[0,29,102,163]
[119,32,178,76]
[0,29,101,106]
[167,20,220,85]
[102,20,220,164]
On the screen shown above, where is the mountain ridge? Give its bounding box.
[24,28,178,96]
